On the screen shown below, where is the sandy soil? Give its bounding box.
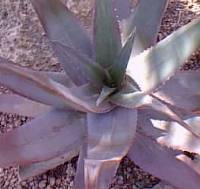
[0,0,199,188]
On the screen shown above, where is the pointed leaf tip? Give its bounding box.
[127,17,200,92]
[110,29,135,86]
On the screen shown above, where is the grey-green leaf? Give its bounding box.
[19,149,79,180]
[31,0,93,58]
[154,70,200,113]
[152,116,200,154]
[127,17,200,92]
[129,132,200,189]
[0,109,85,167]
[96,86,116,106]
[85,107,137,188]
[110,30,135,86]
[121,0,168,54]
[51,42,106,86]
[0,94,51,117]
[0,58,110,113]
[94,0,121,68]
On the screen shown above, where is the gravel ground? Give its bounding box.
[0,0,200,188]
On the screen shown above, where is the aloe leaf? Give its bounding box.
[140,104,194,121]
[0,58,110,113]
[110,30,135,86]
[94,0,121,68]
[121,0,168,53]
[51,42,105,86]
[40,71,75,87]
[70,84,114,113]
[30,0,93,58]
[127,17,200,92]
[96,86,116,106]
[85,107,137,188]
[112,0,133,21]
[178,154,200,176]
[4,67,74,87]
[141,96,200,138]
[152,116,200,154]
[129,133,200,189]
[0,94,51,117]
[111,87,199,138]
[137,111,164,139]
[19,148,79,180]
[73,144,86,189]
[0,109,85,167]
[110,90,148,108]
[154,70,200,113]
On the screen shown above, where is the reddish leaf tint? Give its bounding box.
[0,109,85,167]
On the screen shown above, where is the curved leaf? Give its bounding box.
[85,107,137,188]
[178,154,200,176]
[110,30,135,86]
[140,104,194,121]
[0,94,51,117]
[129,132,200,189]
[96,86,116,106]
[40,71,75,87]
[0,109,85,167]
[127,17,200,92]
[152,116,200,154]
[112,0,133,21]
[154,70,200,113]
[73,144,86,189]
[111,90,148,108]
[19,148,79,180]
[0,58,111,113]
[30,0,93,58]
[51,42,105,86]
[28,70,75,87]
[94,0,121,68]
[121,0,168,52]
[111,88,200,138]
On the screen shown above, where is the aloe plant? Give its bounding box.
[0,0,200,188]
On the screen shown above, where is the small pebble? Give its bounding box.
[38,180,47,189]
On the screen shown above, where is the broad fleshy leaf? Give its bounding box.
[121,0,168,52]
[51,42,105,86]
[111,90,147,108]
[30,0,93,58]
[0,94,51,117]
[69,84,114,113]
[128,133,200,189]
[142,96,200,137]
[110,79,147,108]
[0,109,85,167]
[136,111,164,139]
[127,17,200,92]
[154,70,200,113]
[85,107,137,189]
[0,59,110,113]
[140,104,194,121]
[96,86,116,106]
[40,71,75,87]
[152,116,200,154]
[110,30,135,86]
[111,89,200,138]
[94,0,121,68]
[178,154,200,175]
[0,65,74,88]
[19,148,79,180]
[73,144,86,189]
[112,0,133,21]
